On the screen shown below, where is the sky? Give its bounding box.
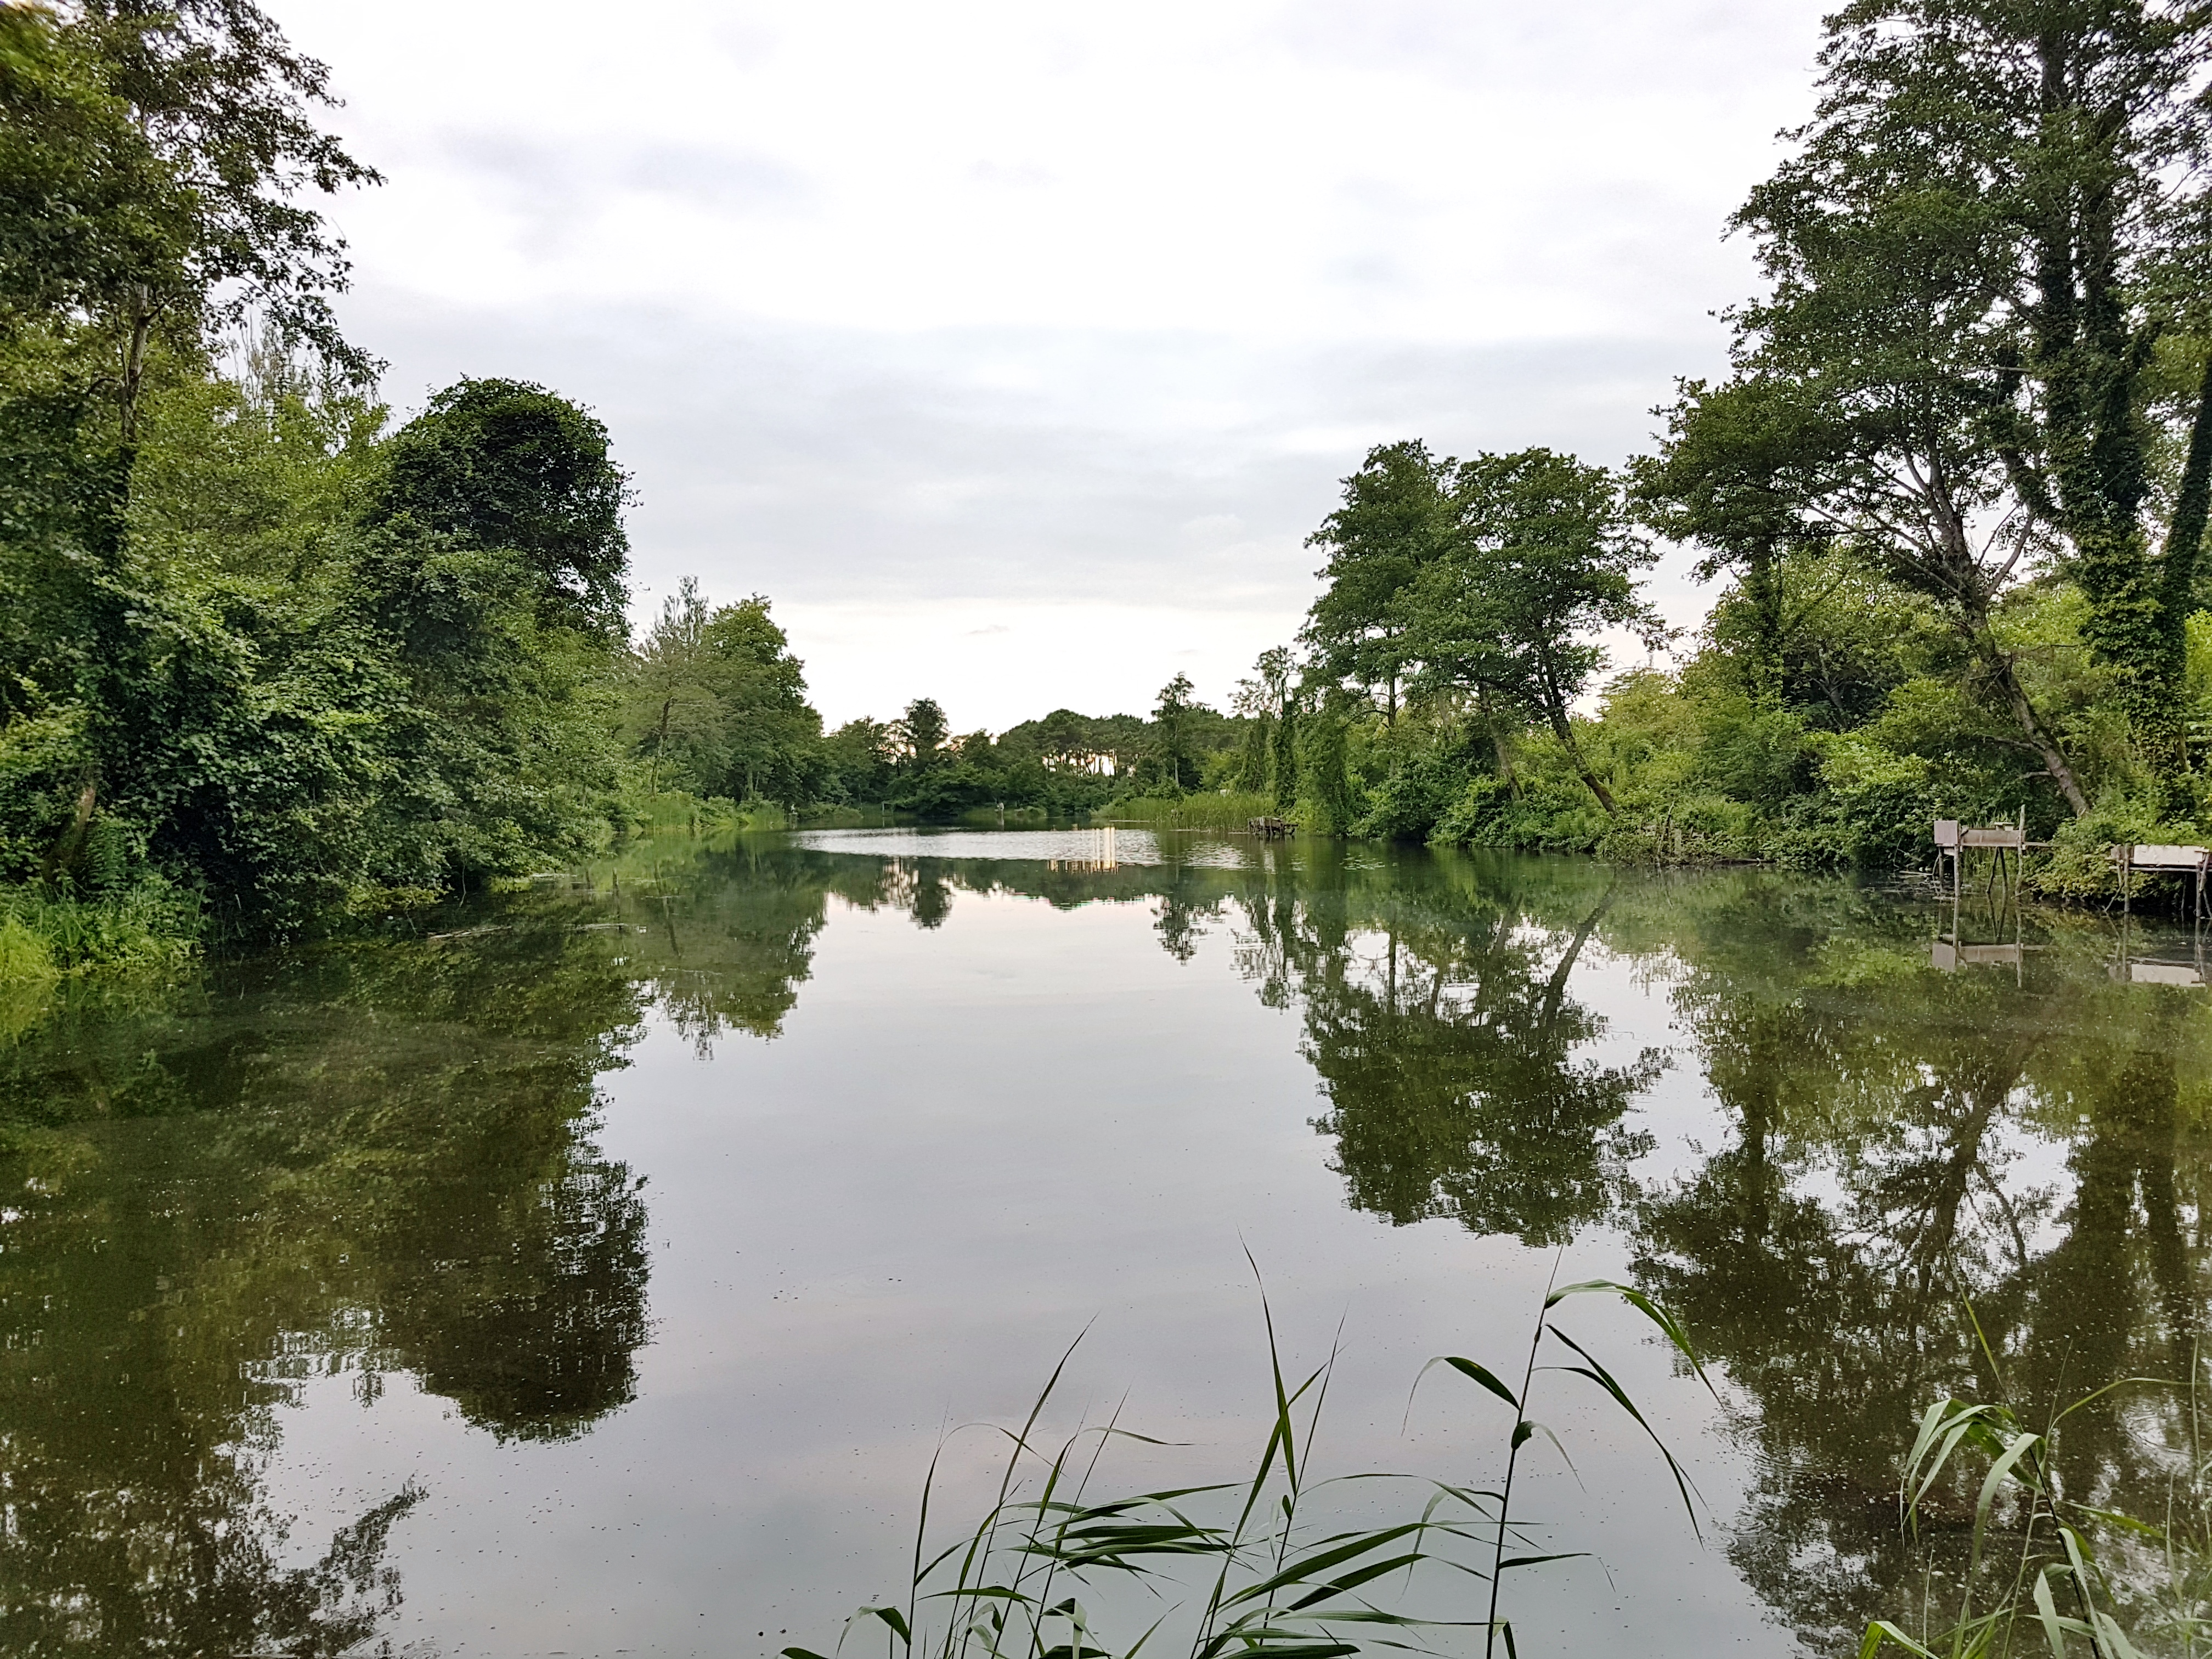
[272,0,1831,731]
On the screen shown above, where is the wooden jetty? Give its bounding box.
[1933,812,2039,902]
[1933,815,2212,922]
[1245,816,1291,839]
[2111,843,2212,919]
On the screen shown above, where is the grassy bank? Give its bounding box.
[0,882,202,988]
[1101,790,1278,830]
[619,791,800,837]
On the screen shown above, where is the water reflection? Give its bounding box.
[726,837,2212,1650]
[3,834,2209,1654]
[0,912,656,1652]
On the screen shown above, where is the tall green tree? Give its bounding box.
[1717,0,2212,795]
[1,0,377,532]
[698,596,820,803]
[1301,440,1453,719]
[0,4,189,343]
[371,377,630,639]
[893,698,949,772]
[625,577,716,793]
[620,582,820,803]
[1148,670,1204,792]
[1631,376,1840,706]
[1230,646,1294,797]
[1408,449,1662,814]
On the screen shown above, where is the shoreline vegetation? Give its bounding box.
[12,3,2212,983]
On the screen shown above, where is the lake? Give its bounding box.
[3,829,2204,1657]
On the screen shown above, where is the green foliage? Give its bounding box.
[1300,439,1453,709]
[0,0,653,958]
[618,578,822,808]
[1103,791,1273,829]
[0,3,191,331]
[371,377,630,637]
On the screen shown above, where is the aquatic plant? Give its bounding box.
[0,881,200,978]
[1860,1316,2212,1658]
[787,1268,1711,1659]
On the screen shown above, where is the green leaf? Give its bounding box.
[1858,1620,1941,1659]
[1547,1327,1702,1541]
[1286,1551,1427,1609]
[1428,1353,1520,1410]
[1222,1522,1424,1606]
[1543,1280,1716,1397]
[849,1605,910,1645]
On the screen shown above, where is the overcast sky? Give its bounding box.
[273,0,1829,730]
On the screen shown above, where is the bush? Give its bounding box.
[2025,794,2204,904]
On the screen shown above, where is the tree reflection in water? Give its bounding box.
[5,836,2210,1655]
[0,903,661,1654]
[879,842,2212,1654]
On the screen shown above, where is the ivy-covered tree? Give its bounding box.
[1693,0,2212,799]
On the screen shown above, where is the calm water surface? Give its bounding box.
[3,832,2205,1656]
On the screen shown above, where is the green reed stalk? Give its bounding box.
[788,1265,1714,1659]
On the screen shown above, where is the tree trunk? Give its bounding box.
[1974,632,2090,815]
[1474,689,1517,793]
[1743,540,1784,706]
[1548,703,1616,814]
[1538,651,1614,814]
[648,696,673,794]
[2151,351,2212,787]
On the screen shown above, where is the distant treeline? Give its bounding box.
[626,583,1252,822]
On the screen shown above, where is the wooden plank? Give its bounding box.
[2129,962,2207,987]
[2128,844,2209,870]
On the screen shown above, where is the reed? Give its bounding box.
[787,1266,1710,1659]
[1860,1311,2200,1658]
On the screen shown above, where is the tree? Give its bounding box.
[1148,672,1204,792]
[373,378,630,638]
[1230,647,1293,795]
[1301,440,1453,719]
[822,718,896,803]
[619,583,821,803]
[1716,0,2212,795]
[2,0,377,531]
[697,595,820,803]
[626,577,716,793]
[1408,448,1662,814]
[0,5,191,341]
[1630,376,1840,706]
[893,697,949,771]
[1034,708,1090,769]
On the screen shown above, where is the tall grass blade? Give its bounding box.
[1543,1328,1701,1538]
[1417,1356,1520,1413]
[1543,1281,1717,1397]
[1858,1621,1941,1659]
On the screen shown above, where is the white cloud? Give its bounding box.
[273,0,1826,729]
